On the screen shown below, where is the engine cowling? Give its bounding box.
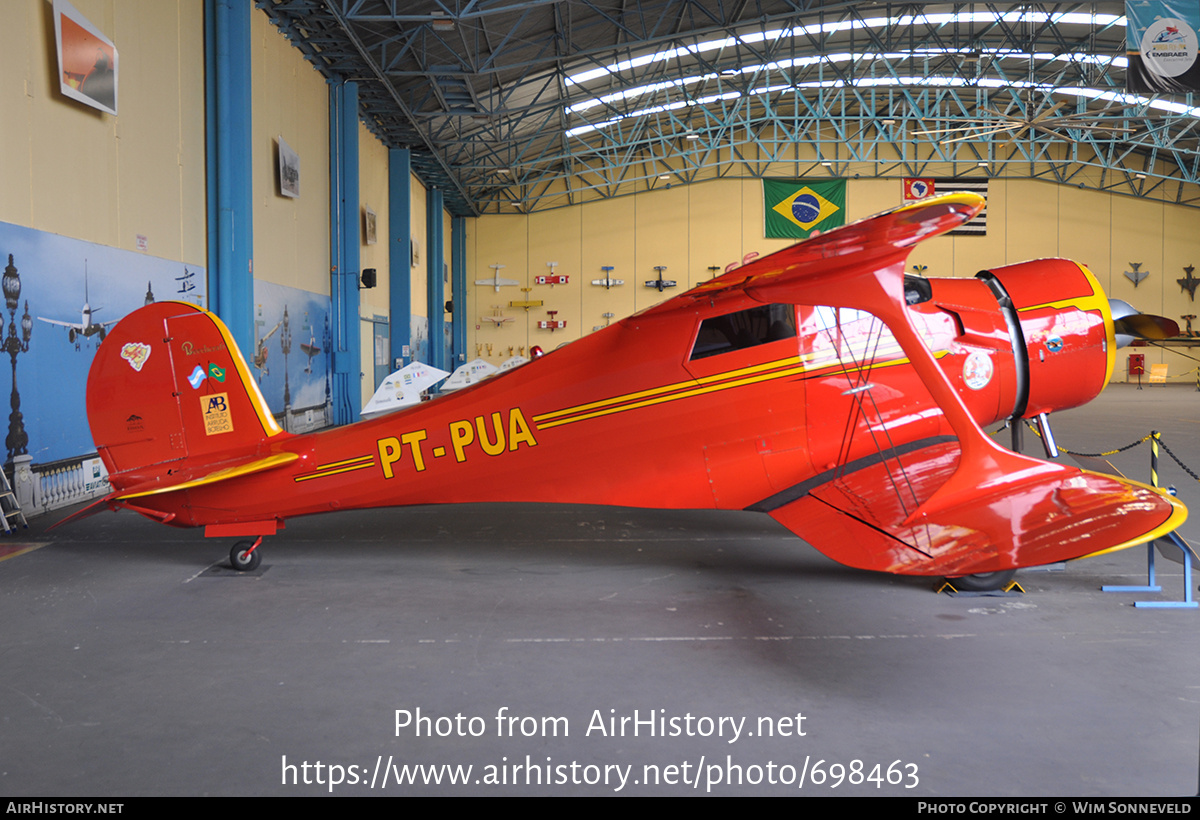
[978,259,1115,419]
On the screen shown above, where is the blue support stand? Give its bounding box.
[1102,431,1197,607]
[1129,534,1196,609]
[1102,543,1163,596]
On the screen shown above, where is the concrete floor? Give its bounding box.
[2,384,1199,796]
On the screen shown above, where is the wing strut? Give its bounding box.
[825,310,934,553]
[742,195,1071,523]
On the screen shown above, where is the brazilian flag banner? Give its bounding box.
[763,179,846,238]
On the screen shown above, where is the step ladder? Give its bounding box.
[0,467,28,534]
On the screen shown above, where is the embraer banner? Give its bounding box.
[763,179,846,238]
[1127,0,1200,93]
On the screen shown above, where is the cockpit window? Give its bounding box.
[904,274,932,305]
[689,304,797,360]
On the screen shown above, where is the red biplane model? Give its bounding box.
[81,193,1185,588]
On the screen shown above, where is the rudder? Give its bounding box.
[87,302,285,485]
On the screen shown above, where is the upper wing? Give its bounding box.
[637,191,984,316]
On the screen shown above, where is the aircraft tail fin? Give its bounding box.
[87,302,287,495]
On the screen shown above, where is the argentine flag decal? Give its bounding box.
[763,179,846,238]
[187,364,206,390]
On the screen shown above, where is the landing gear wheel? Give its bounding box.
[947,569,1016,592]
[230,540,262,572]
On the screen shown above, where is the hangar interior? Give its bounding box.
[3,0,1200,797]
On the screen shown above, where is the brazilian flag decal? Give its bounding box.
[763,179,846,238]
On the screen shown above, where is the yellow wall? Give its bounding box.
[0,0,206,264]
[466,177,1200,382]
[358,122,390,406]
[410,174,427,322]
[251,9,329,293]
[358,123,389,318]
[5,0,1197,385]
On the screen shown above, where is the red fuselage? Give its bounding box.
[113,259,1111,530]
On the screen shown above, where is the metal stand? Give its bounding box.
[1134,533,1197,609]
[1102,432,1197,607]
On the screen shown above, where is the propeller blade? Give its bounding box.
[1110,299,1180,347]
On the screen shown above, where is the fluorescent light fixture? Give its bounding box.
[567,76,1200,139]
[565,11,1125,85]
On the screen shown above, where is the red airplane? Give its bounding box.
[80,193,1185,588]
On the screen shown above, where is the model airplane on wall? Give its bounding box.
[78,193,1185,589]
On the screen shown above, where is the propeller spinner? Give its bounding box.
[1110,299,1180,347]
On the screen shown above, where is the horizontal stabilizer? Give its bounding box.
[47,496,114,530]
[759,440,1186,576]
[113,452,299,501]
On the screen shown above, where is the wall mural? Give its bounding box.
[0,220,205,466]
[251,279,332,433]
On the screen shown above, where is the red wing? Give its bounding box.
[637,192,984,317]
[756,439,1185,576]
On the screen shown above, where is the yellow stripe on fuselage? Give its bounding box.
[532,354,808,423]
[292,455,375,482]
[535,346,937,431]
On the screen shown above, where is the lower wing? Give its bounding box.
[750,438,1185,576]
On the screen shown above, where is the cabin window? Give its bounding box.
[903,274,933,305]
[689,304,796,360]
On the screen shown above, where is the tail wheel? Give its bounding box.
[230,538,263,572]
[946,569,1016,592]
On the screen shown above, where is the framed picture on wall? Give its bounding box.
[363,205,377,245]
[277,137,300,198]
[53,0,118,116]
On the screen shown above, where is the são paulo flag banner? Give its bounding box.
[763,179,846,238]
[902,177,988,235]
